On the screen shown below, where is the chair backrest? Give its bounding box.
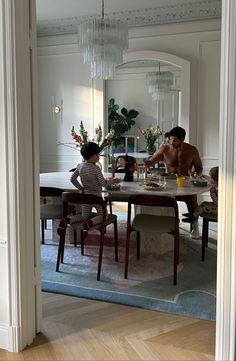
[40,186,64,198]
[115,155,136,173]
[127,194,179,226]
[62,192,107,220]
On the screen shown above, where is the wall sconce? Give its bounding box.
[52,96,63,121]
[53,105,61,114]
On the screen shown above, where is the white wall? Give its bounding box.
[37,19,221,175]
[38,53,93,171]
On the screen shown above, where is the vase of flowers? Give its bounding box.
[70,121,114,152]
[140,126,162,155]
[58,120,115,153]
[59,120,118,174]
[146,142,156,155]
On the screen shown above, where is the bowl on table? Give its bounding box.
[191,180,208,187]
[106,183,121,191]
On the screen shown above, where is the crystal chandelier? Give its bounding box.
[146,64,173,101]
[79,0,128,80]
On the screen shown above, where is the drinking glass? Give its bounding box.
[176,176,185,187]
[159,176,167,188]
[137,165,147,182]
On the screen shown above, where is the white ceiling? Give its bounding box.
[36,0,206,21]
[36,0,221,37]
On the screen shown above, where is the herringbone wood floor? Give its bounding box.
[1,292,215,360]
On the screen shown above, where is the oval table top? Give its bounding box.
[40,171,210,197]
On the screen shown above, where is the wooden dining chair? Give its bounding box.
[124,194,180,285]
[56,192,118,281]
[201,213,217,261]
[40,187,64,244]
[40,186,76,244]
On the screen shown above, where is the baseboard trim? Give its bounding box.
[0,324,9,350]
[0,324,21,352]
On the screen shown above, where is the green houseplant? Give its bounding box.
[108,98,139,145]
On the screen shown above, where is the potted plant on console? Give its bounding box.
[108,98,139,178]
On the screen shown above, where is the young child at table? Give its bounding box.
[183,166,218,223]
[57,141,120,234]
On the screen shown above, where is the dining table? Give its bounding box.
[40,171,210,197]
[40,171,210,253]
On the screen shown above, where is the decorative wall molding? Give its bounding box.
[37,0,221,37]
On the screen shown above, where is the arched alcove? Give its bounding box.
[104,50,190,143]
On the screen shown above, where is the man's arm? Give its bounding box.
[192,147,203,175]
[144,146,165,167]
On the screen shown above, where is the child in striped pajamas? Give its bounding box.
[58,142,120,234]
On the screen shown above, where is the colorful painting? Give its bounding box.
[114,136,136,154]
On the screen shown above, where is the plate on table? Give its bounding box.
[144,182,165,191]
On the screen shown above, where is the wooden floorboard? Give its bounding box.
[1,292,215,360]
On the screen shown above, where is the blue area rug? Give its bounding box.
[41,220,217,321]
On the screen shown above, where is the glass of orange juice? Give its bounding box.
[176,176,186,187]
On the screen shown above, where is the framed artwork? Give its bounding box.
[126,136,136,153]
[114,136,136,154]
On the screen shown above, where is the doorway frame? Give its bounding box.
[1,1,236,359]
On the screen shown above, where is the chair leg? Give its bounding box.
[124,229,131,279]
[97,231,105,281]
[109,201,113,214]
[114,219,118,262]
[205,223,209,248]
[137,231,140,260]
[173,234,179,285]
[202,218,209,261]
[61,227,67,263]
[56,229,65,272]
[190,222,193,232]
[74,229,77,247]
[174,228,180,265]
[41,219,45,244]
[81,230,84,255]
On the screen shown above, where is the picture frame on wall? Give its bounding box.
[126,136,136,153]
[114,136,136,154]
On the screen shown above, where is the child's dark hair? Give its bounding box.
[80,142,100,160]
[209,166,219,183]
[169,126,186,140]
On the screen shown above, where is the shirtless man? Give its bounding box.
[144,126,203,238]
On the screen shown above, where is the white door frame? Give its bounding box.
[1,0,236,359]
[0,0,41,351]
[215,1,236,360]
